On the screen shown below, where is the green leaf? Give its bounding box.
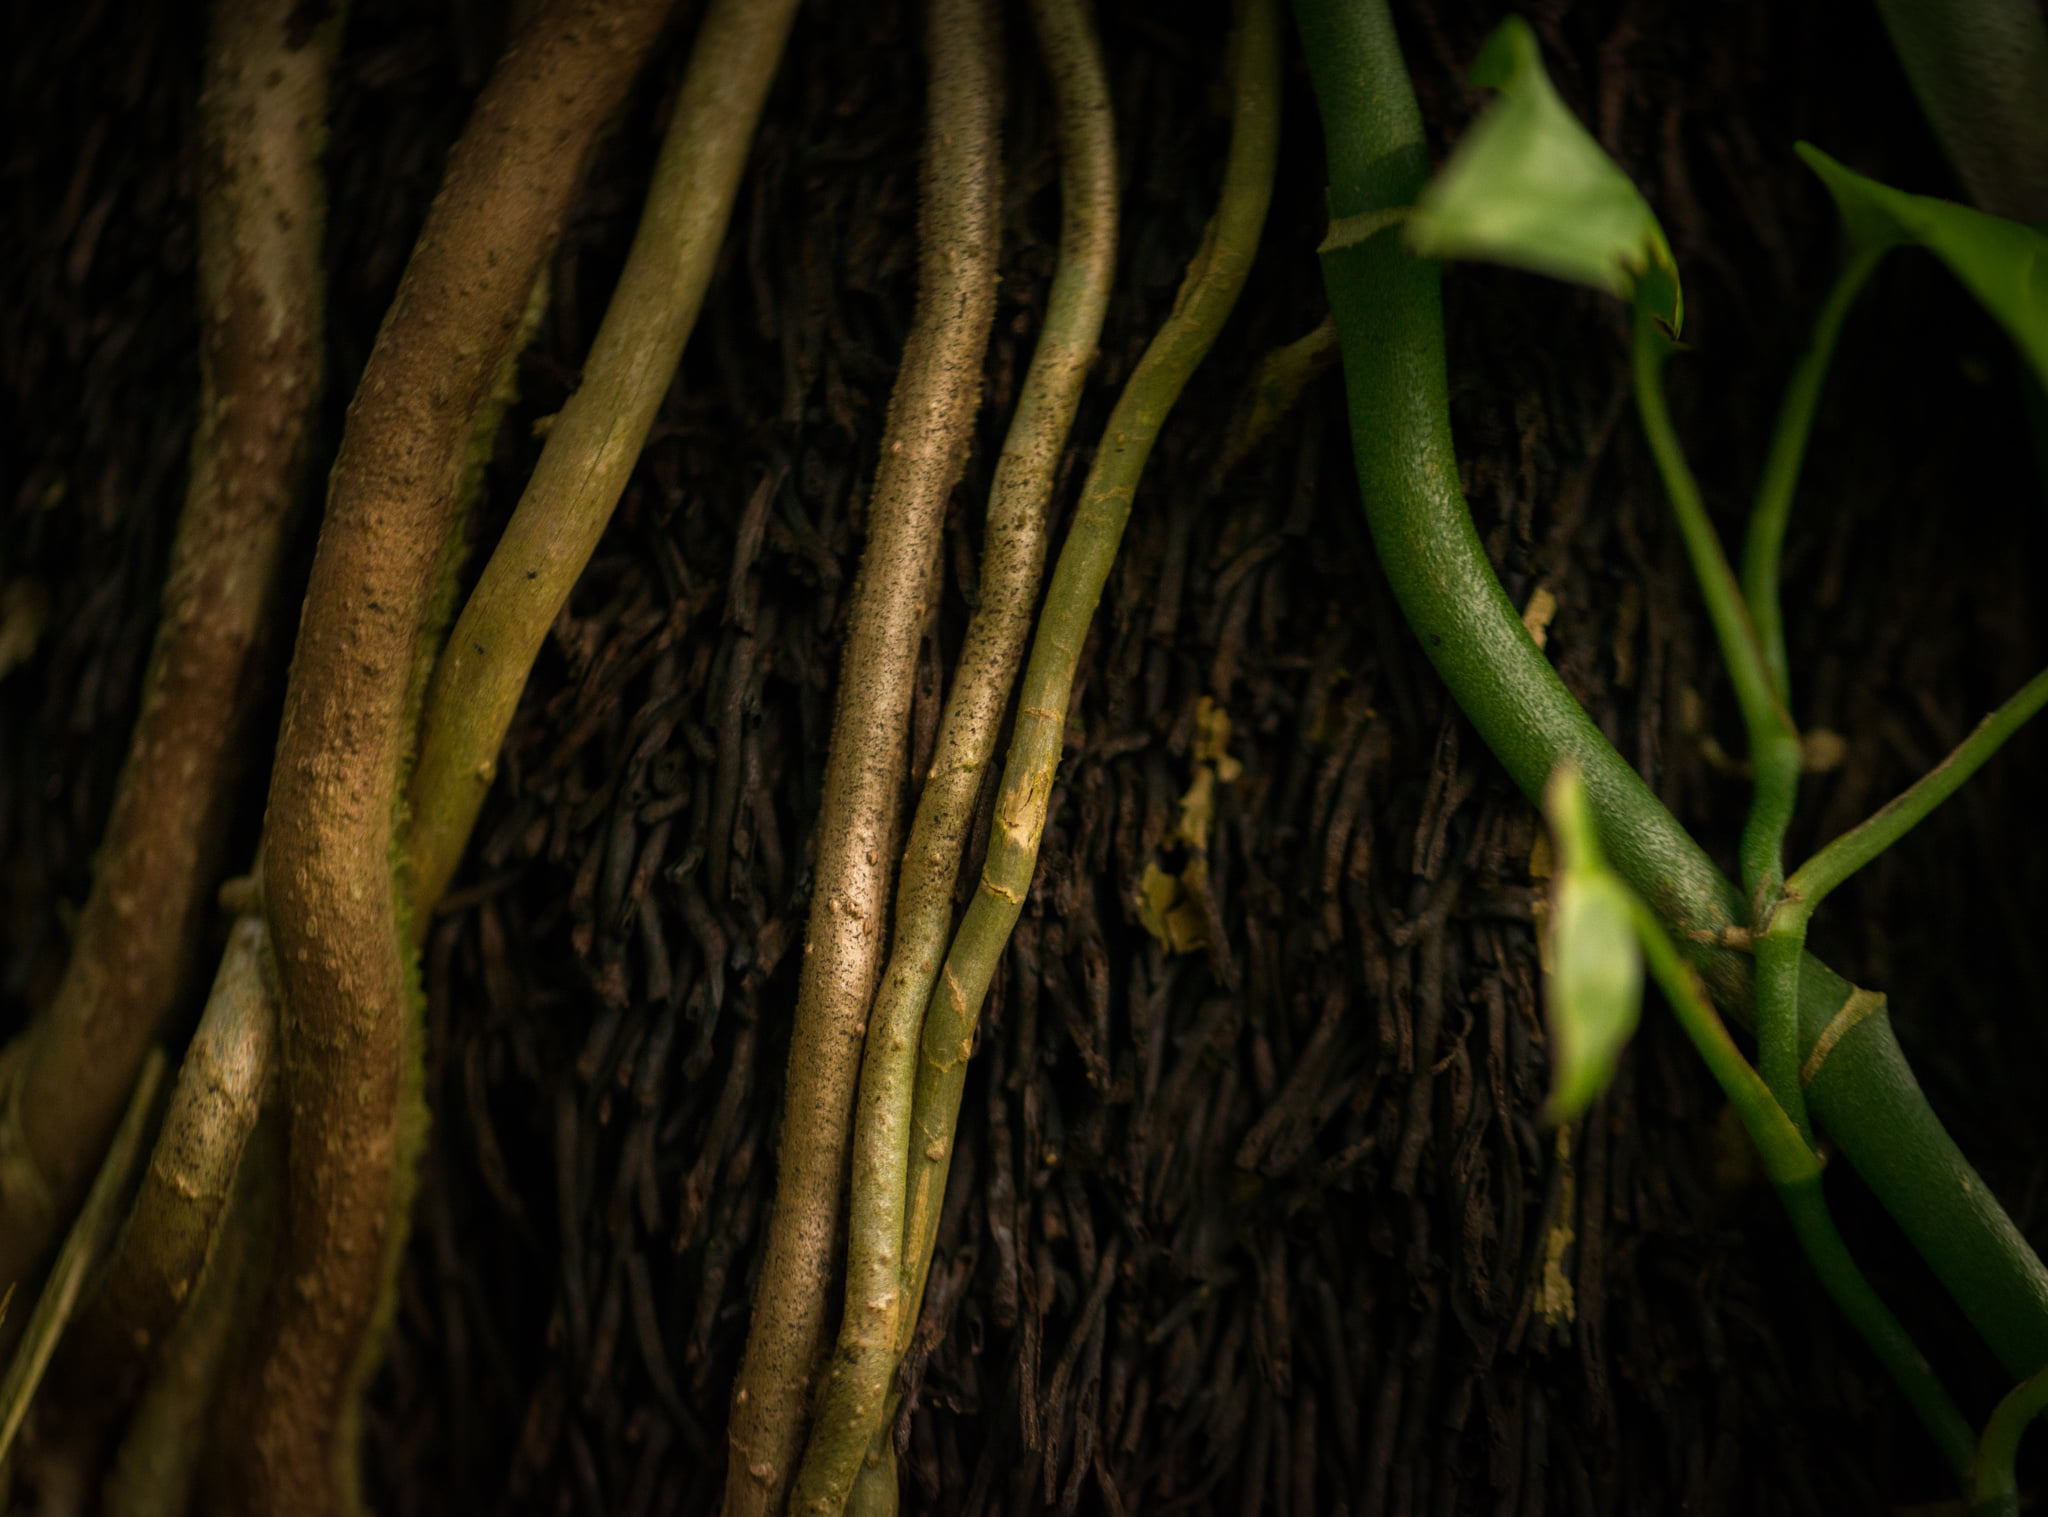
[1541,765,1643,1122]
[1798,143,2048,388]
[1406,16,1682,335]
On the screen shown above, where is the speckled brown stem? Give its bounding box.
[230,3,674,1510]
[57,913,276,1409]
[788,0,1116,1507]
[0,0,332,1342]
[721,1,1002,1510]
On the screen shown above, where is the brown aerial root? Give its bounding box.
[54,913,277,1416]
[0,0,334,1343]
[224,1,676,1510]
[721,0,1004,1510]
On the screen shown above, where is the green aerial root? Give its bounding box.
[786,0,1118,1507]
[896,0,1282,1391]
[723,1,1003,1510]
[1293,0,2048,1377]
[1971,1360,2048,1517]
[405,0,802,923]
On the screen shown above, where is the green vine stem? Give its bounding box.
[1972,1362,2048,1517]
[722,2,1004,1509]
[788,0,1118,1507]
[1632,305,1810,1141]
[1781,664,2048,921]
[1739,246,1885,704]
[898,0,1281,1369]
[404,0,801,923]
[1294,0,2048,1378]
[0,1048,166,1466]
[1758,664,2048,1109]
[1625,894,1976,1477]
[0,0,333,1339]
[239,4,676,1508]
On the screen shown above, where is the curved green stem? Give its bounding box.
[898,0,1282,1351]
[1296,0,2048,1378]
[786,1,1116,1510]
[1784,664,2048,915]
[1740,247,1884,704]
[1629,898,1974,1479]
[1633,308,1802,905]
[1778,1173,1978,1480]
[1752,926,1812,1146]
[406,0,801,923]
[1972,1363,2048,1517]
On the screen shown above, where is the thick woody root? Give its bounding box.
[722,0,1004,1510]
[229,2,675,1509]
[0,0,333,1341]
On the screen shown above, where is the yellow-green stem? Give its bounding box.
[240,5,675,1507]
[787,0,1117,1508]
[60,914,276,1402]
[405,0,801,923]
[898,0,1282,1359]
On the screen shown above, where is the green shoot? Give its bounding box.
[1539,765,1644,1124]
[1777,664,2048,936]
[1740,246,1884,705]
[1545,761,1974,1478]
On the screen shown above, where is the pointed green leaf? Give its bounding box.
[1406,16,1682,335]
[1798,143,2048,388]
[1541,765,1643,1122]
